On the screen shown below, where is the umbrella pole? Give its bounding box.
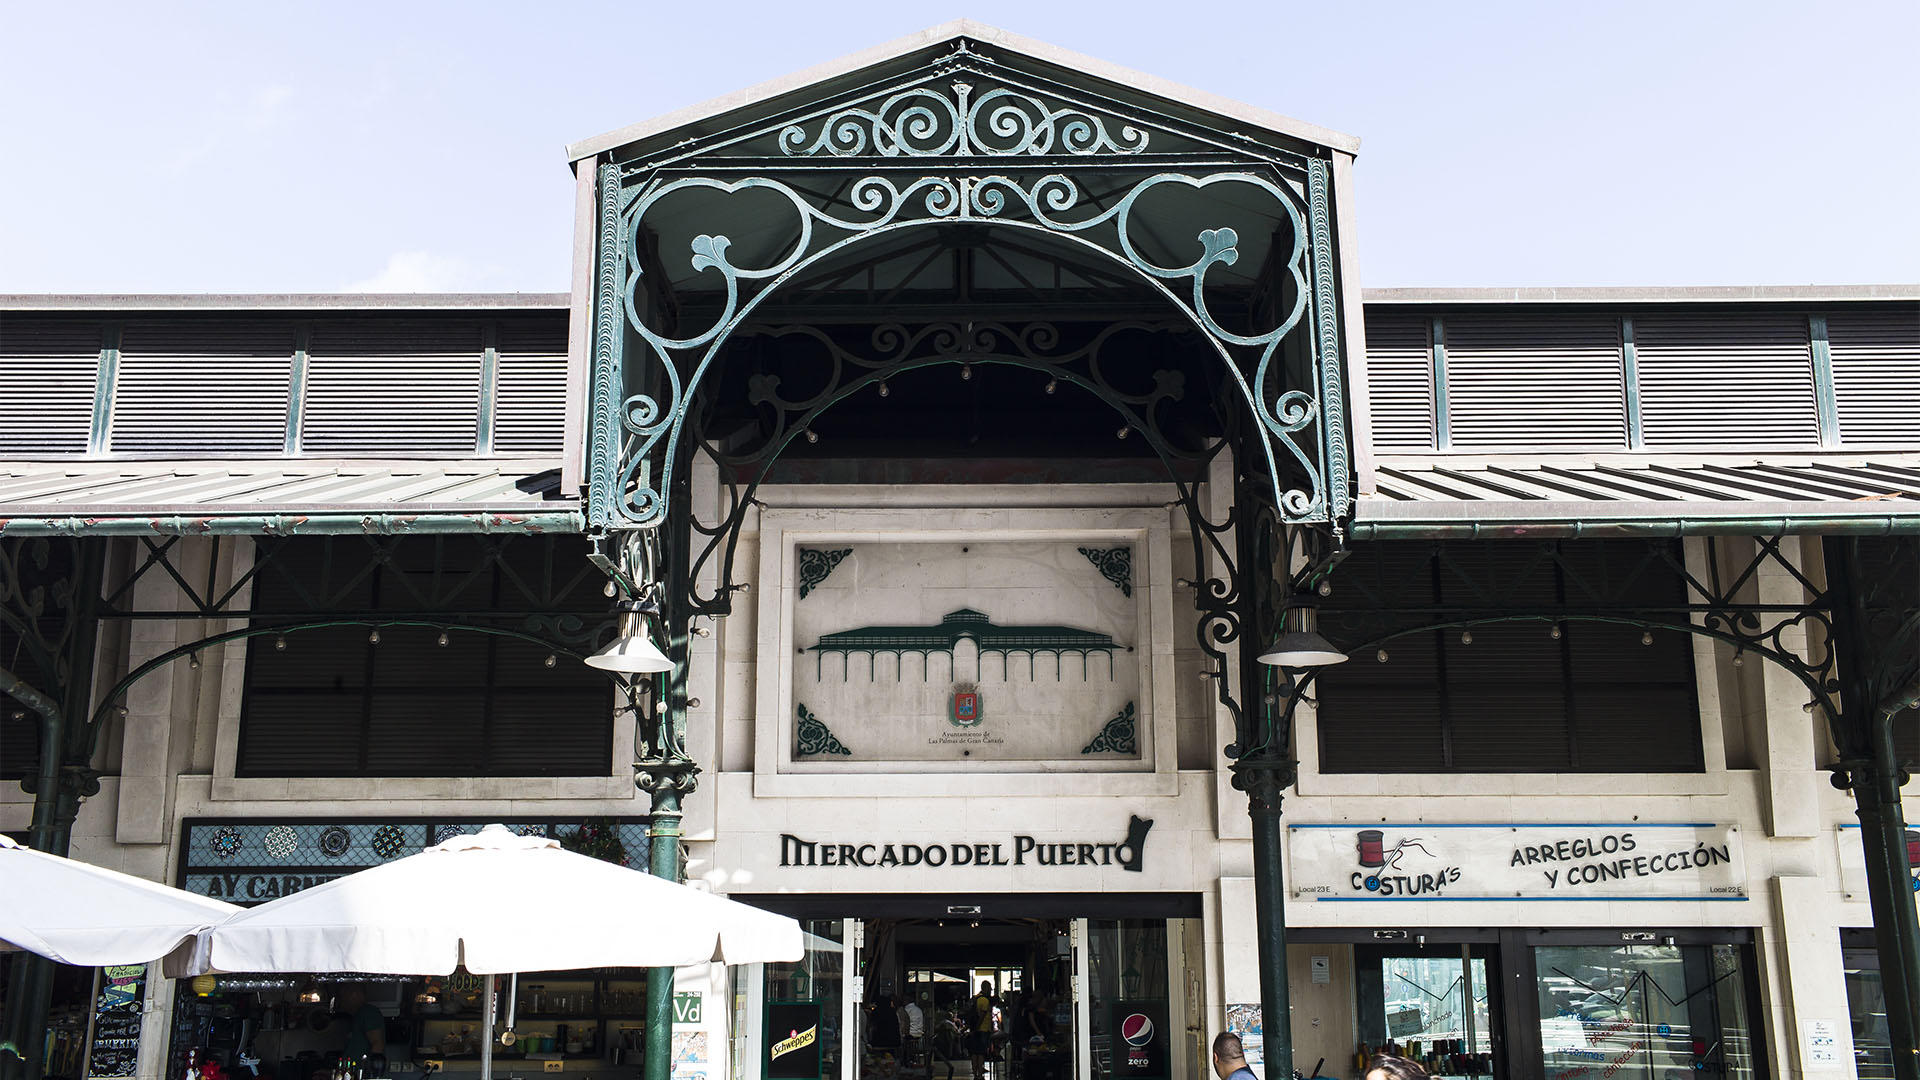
[480,976,496,1080]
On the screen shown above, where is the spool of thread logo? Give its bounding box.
[1349,830,1462,897]
[1120,1013,1154,1067]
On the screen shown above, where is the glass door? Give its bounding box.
[1356,945,1496,1077]
[764,919,844,1079]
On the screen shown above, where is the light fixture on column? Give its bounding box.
[1256,600,1347,667]
[586,600,674,674]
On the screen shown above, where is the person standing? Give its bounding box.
[969,981,997,1078]
[1210,1032,1257,1080]
[901,994,926,1068]
[338,987,386,1066]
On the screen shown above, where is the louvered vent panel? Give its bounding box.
[111,355,291,453]
[1635,313,1818,447]
[0,322,100,455]
[494,316,568,355]
[1829,308,1920,445]
[1445,313,1626,449]
[302,355,482,454]
[1362,313,1432,450]
[494,354,567,453]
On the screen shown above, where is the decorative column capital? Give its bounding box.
[1230,755,1295,814]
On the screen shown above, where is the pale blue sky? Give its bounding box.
[2,1,1915,293]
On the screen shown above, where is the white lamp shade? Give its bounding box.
[584,615,674,673]
[1256,605,1348,667]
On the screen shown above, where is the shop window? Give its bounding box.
[236,536,613,778]
[1316,540,1702,774]
[1845,940,1893,1079]
[1534,943,1758,1080]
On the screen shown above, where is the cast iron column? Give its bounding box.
[641,777,684,1080]
[2,539,103,1080]
[1828,537,1920,1080]
[637,485,698,1080]
[1234,760,1295,1079]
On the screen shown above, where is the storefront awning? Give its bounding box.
[0,459,582,536]
[1352,453,1920,538]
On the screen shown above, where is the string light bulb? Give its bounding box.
[437,632,449,647]
[603,580,617,598]
[1044,378,1058,394]
[368,629,381,645]
[960,364,972,381]
[1549,624,1563,640]
[1460,630,1474,645]
[1376,648,1390,663]
[274,635,287,651]
[1641,631,1654,646]
[877,381,890,398]
[544,654,557,669]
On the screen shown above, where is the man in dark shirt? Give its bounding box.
[1211,1032,1257,1080]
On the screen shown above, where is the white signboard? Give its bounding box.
[1288,823,1745,900]
[787,539,1146,766]
[1801,1018,1844,1068]
[1835,823,1920,903]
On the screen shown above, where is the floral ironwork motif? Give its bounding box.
[1078,546,1133,597]
[797,547,853,600]
[795,703,853,757]
[1080,701,1137,755]
[594,165,1329,529]
[781,80,1149,158]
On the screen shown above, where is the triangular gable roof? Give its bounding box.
[566,19,1358,164]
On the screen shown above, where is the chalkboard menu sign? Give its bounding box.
[87,965,147,1079]
[765,1000,824,1079]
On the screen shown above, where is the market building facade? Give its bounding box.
[2,21,1917,1080]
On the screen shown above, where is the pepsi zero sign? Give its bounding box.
[1109,1000,1169,1078]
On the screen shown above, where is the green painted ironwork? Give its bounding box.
[284,325,310,454]
[584,54,1351,537]
[1621,316,1643,449]
[779,78,1150,158]
[477,324,499,455]
[1429,315,1449,450]
[1810,314,1840,447]
[87,324,120,454]
[1077,546,1132,596]
[796,547,852,599]
[794,703,853,757]
[1079,701,1137,754]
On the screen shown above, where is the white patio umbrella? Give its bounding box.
[168,824,803,1080]
[0,834,241,965]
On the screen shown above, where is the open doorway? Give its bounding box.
[859,917,1075,1080]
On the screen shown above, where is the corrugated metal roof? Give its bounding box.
[1355,453,1920,537]
[0,459,580,535]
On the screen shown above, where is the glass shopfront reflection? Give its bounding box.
[1534,944,1756,1080]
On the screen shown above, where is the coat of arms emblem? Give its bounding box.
[950,682,982,727]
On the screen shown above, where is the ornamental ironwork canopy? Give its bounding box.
[570,21,1363,535]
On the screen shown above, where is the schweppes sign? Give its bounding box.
[771,1026,817,1061]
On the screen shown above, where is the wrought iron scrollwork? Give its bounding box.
[795,703,854,757]
[1080,701,1138,755]
[591,162,1338,531]
[780,79,1150,158]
